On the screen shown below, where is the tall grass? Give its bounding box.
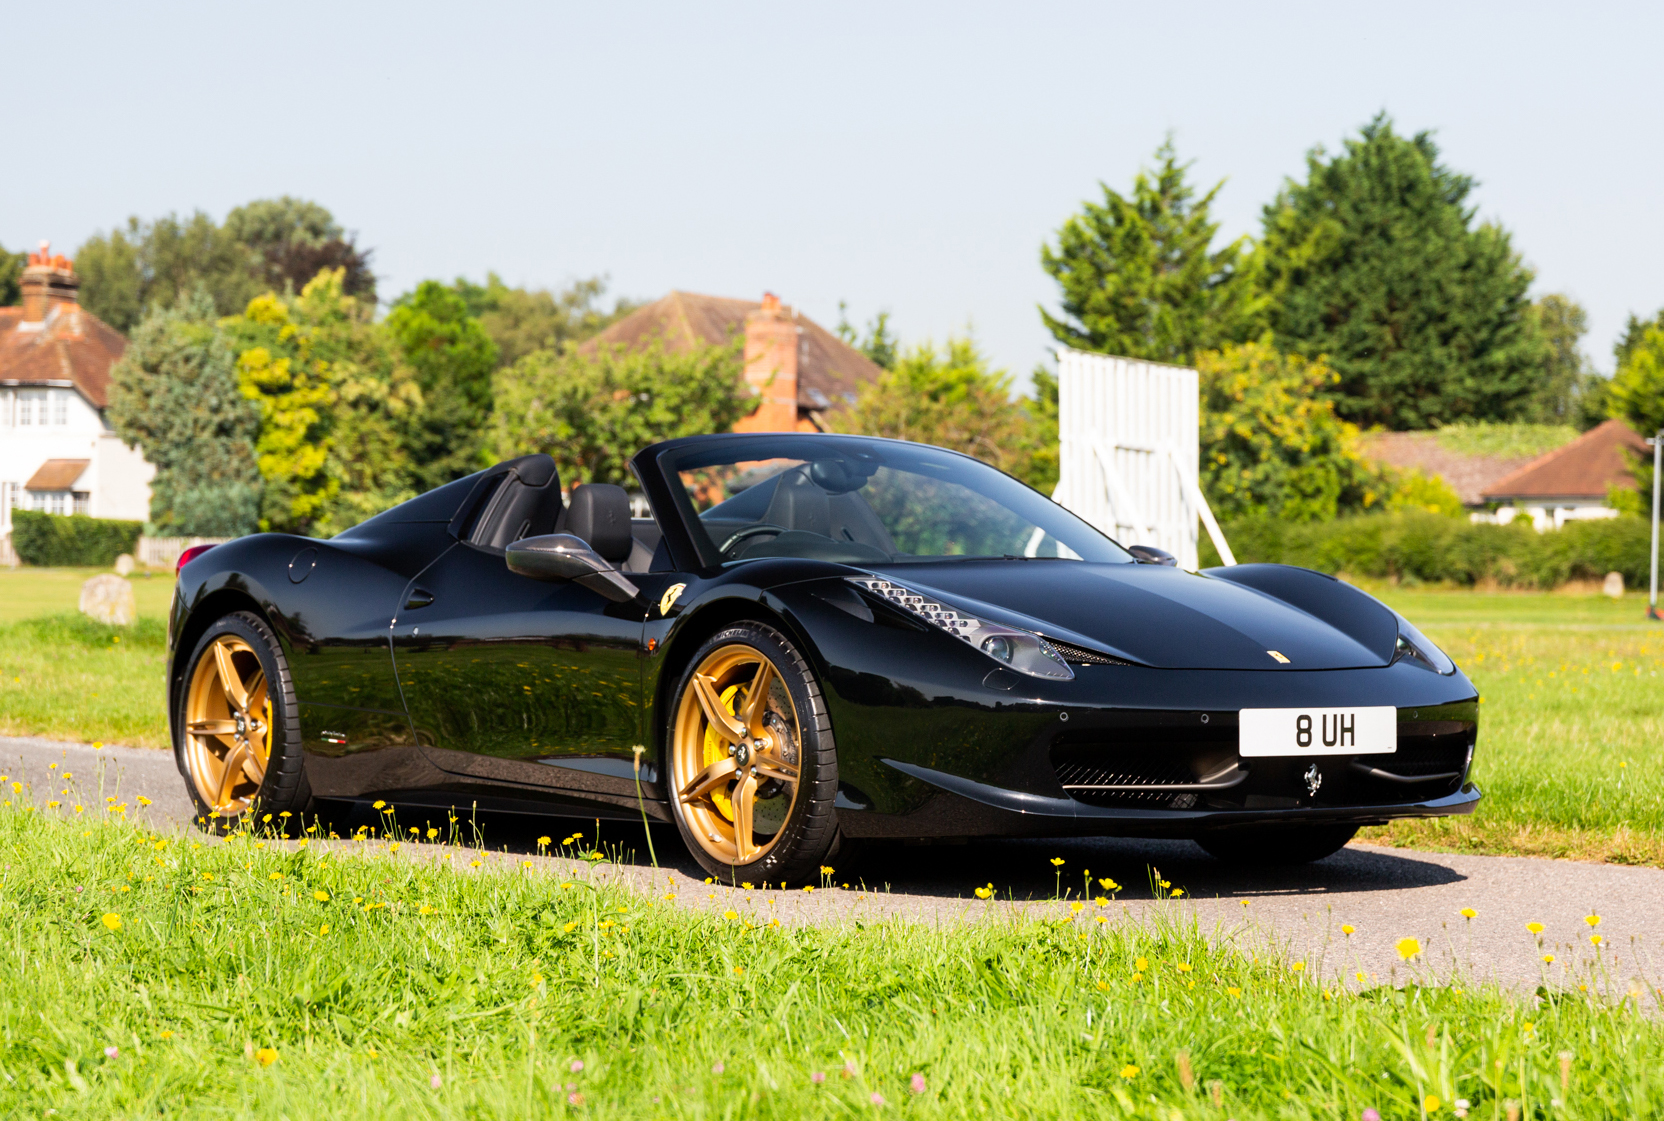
[0,808,1660,1117]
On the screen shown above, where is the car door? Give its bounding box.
[392,530,649,802]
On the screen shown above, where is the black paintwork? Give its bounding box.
[167,434,1480,840]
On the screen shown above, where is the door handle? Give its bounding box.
[404,588,435,610]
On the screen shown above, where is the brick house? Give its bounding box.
[588,290,883,431]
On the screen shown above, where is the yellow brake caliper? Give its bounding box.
[701,683,743,819]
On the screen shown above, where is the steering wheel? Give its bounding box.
[719,524,788,557]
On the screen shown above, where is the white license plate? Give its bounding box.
[1238,707,1396,757]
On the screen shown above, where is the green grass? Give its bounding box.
[0,614,171,748]
[1,808,1660,1118]
[0,565,175,624]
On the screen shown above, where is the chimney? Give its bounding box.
[735,292,802,432]
[20,240,81,324]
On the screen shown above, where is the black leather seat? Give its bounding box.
[565,484,634,562]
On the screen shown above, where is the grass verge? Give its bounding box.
[0,614,170,748]
[2,808,1661,1117]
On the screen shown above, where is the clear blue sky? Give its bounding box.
[6,2,1659,388]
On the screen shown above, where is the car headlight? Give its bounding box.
[848,577,1074,680]
[1393,615,1455,675]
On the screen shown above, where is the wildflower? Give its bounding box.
[1069,901,1085,914]
[1170,887,1184,898]
[802,885,814,893]
[723,910,738,921]
[910,1072,927,1094]
[1396,937,1422,961]
[426,828,438,839]
[713,1061,725,1074]
[1118,1064,1139,1079]
[571,1059,584,1073]
[1098,877,1120,892]
[537,836,551,847]
[101,913,122,931]
[811,1071,826,1084]
[974,884,994,899]
[1425,1094,1441,1113]
[1134,957,1148,971]
[741,882,753,890]
[105,1046,119,1059]
[46,801,59,809]
[1341,924,1355,935]
[1226,986,1241,997]
[522,860,533,868]
[1050,857,1065,866]
[263,813,273,823]
[1355,971,1367,984]
[1584,914,1601,928]
[160,1031,173,1040]
[1362,1111,1382,1121]
[563,922,578,933]
[314,890,329,902]
[320,924,330,935]
[1291,961,1305,972]
[1523,1022,1535,1033]
[820,865,835,875]
[419,905,436,915]
[372,800,386,810]
[1543,954,1555,964]
[269,873,283,881]
[1177,962,1192,973]
[1527,922,1544,934]
[1095,915,1108,924]
[1590,934,1603,947]
[1460,907,1477,920]
[1455,1098,1471,1118]
[567,1092,583,1106]
[136,796,152,806]
[430,1073,442,1089]
[256,1048,278,1067]
[470,860,482,868]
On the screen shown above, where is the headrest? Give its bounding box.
[565,484,633,561]
[763,467,831,538]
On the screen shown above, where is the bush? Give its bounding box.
[9,510,143,567]
[1202,509,1654,589]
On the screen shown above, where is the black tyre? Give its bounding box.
[665,621,838,884]
[1194,823,1358,865]
[174,611,312,834]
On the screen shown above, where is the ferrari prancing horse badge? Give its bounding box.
[659,583,687,616]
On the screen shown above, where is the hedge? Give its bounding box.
[1202,509,1654,590]
[9,510,144,567]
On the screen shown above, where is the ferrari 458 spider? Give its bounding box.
[167,432,1479,880]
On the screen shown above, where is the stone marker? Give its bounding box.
[114,553,135,576]
[79,574,136,625]
[1603,571,1624,599]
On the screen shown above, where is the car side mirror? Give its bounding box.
[1128,544,1178,566]
[506,533,643,604]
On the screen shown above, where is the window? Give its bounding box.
[52,392,68,426]
[72,492,90,515]
[18,394,33,426]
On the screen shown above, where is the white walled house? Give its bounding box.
[0,243,154,548]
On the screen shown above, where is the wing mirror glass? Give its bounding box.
[506,533,642,604]
[1128,544,1178,566]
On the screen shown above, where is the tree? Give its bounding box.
[1260,114,1545,429]
[832,336,1037,480]
[0,240,24,305]
[224,270,420,536]
[106,290,263,536]
[386,281,501,490]
[1525,294,1596,425]
[491,338,750,487]
[1615,309,1664,373]
[1196,338,1384,523]
[73,199,371,332]
[1610,322,1664,436]
[447,274,634,367]
[1040,140,1263,365]
[835,303,899,369]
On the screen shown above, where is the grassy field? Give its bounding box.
[1,566,1661,865]
[0,807,1659,1118]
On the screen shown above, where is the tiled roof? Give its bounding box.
[1481,419,1649,502]
[587,291,883,410]
[24,459,91,491]
[0,304,127,409]
[1355,431,1537,506]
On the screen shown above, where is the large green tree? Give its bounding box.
[387,281,501,491]
[74,199,371,332]
[1260,115,1545,429]
[491,338,749,487]
[0,240,24,305]
[1525,293,1597,425]
[106,291,264,536]
[449,274,634,367]
[1040,141,1263,365]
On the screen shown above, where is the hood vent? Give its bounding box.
[1043,638,1136,667]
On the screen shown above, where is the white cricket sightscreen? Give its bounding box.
[1050,347,1234,571]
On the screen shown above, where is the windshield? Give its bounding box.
[651,435,1133,567]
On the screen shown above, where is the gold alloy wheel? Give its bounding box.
[183,635,272,816]
[672,644,802,864]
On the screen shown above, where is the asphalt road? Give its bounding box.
[6,735,1660,999]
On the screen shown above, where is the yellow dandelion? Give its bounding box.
[136,795,152,806]
[1069,901,1085,913]
[1543,954,1555,964]
[1424,1094,1441,1113]
[470,859,482,868]
[723,910,738,921]
[256,1047,278,1067]
[1094,915,1107,924]
[1098,877,1120,892]
[974,884,994,899]
[1170,888,1184,898]
[1341,924,1355,935]
[1134,957,1148,971]
[101,913,122,931]
[1396,937,1422,961]
[320,924,330,935]
[819,865,835,875]
[1050,857,1065,867]
[313,890,329,902]
[1355,971,1367,984]
[1291,961,1305,972]
[1590,934,1603,947]
[1584,914,1601,928]
[425,828,438,839]
[1226,986,1241,997]
[419,905,435,915]
[1459,907,1477,920]
[562,922,578,933]
[537,836,551,847]
[1527,922,1544,934]
[372,800,386,810]
[1118,1064,1139,1079]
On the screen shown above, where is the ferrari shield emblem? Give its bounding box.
[1266,650,1291,664]
[659,583,687,616]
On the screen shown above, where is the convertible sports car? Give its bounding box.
[167,432,1479,882]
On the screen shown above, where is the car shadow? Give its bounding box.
[318,800,1465,901]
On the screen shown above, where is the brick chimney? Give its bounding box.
[734,292,803,432]
[20,241,81,324]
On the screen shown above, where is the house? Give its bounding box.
[1479,419,1649,531]
[1355,431,1539,509]
[587,290,883,431]
[0,242,154,542]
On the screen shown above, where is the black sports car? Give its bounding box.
[167,432,1479,881]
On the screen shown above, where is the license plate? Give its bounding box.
[1238,707,1396,757]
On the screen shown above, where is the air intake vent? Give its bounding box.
[1045,638,1135,666]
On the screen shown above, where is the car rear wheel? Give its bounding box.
[176,611,312,833]
[666,622,838,884]
[1195,823,1358,865]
